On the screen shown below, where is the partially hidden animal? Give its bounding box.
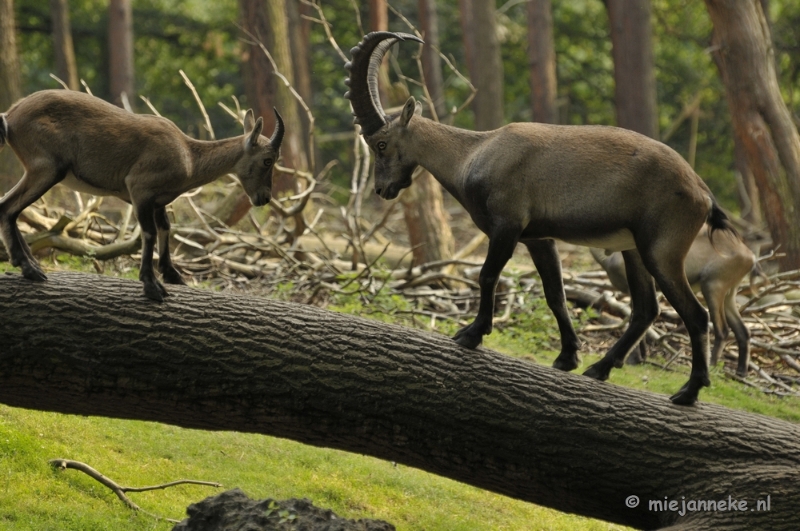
[591,225,757,377]
[0,89,283,301]
[345,31,738,405]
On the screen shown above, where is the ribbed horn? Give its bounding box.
[345,32,423,136]
[269,107,285,148]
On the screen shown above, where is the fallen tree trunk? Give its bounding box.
[0,272,797,530]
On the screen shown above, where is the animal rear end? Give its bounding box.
[0,114,7,149]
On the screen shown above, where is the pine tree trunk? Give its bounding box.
[606,0,658,139]
[0,0,23,192]
[108,0,134,108]
[50,0,79,91]
[418,0,446,121]
[469,0,504,131]
[527,0,557,124]
[705,0,800,270]
[0,272,798,530]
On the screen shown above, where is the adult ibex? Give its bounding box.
[345,32,737,405]
[0,89,283,301]
[591,225,757,377]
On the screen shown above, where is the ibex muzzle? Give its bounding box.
[0,90,284,301]
[346,32,741,406]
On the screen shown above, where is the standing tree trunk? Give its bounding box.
[469,0,504,131]
[108,0,134,108]
[0,0,23,192]
[418,0,446,121]
[704,0,800,270]
[369,0,391,107]
[50,0,79,91]
[0,272,798,531]
[527,0,557,124]
[286,0,313,147]
[606,0,659,139]
[222,0,280,228]
[368,0,454,266]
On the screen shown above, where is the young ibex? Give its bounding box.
[345,32,737,405]
[0,89,283,301]
[591,226,756,377]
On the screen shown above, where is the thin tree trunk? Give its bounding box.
[399,171,454,265]
[0,272,798,531]
[458,0,476,84]
[0,0,23,192]
[369,0,391,107]
[705,0,800,270]
[108,0,134,108]
[418,0,446,121]
[469,0,504,131]
[527,0,557,124]
[606,0,659,139]
[50,0,79,91]
[287,0,313,147]
[734,129,762,225]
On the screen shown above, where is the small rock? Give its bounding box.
[172,488,396,531]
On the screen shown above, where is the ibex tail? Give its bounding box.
[0,114,7,149]
[707,199,740,247]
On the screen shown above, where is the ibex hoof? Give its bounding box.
[21,263,47,282]
[669,375,709,406]
[143,280,169,302]
[552,353,580,372]
[453,324,484,350]
[161,268,186,285]
[582,361,611,381]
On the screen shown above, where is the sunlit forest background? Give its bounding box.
[10,0,800,211]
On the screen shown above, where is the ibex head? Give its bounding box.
[345,32,423,200]
[236,107,284,207]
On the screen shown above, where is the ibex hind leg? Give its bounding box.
[584,249,659,381]
[525,240,581,371]
[134,201,169,302]
[154,206,185,285]
[0,167,64,281]
[644,250,710,406]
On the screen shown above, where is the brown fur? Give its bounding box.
[349,33,737,406]
[0,89,283,301]
[592,227,756,377]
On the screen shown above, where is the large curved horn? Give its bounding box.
[344,32,423,136]
[269,107,285,148]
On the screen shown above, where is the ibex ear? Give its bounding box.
[400,97,417,127]
[243,110,264,151]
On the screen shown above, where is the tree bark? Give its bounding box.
[469,0,504,131]
[108,0,134,108]
[0,272,798,531]
[0,0,23,192]
[705,0,800,270]
[606,0,659,139]
[50,0,79,91]
[399,170,454,266]
[527,0,557,124]
[418,0,446,121]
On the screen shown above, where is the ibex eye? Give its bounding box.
[377,141,387,151]
[264,159,273,167]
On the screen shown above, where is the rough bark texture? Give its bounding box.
[0,272,798,530]
[606,0,659,139]
[527,0,557,124]
[705,0,800,270]
[418,0,446,121]
[50,0,79,91]
[0,0,23,191]
[108,0,134,108]
[399,170,454,266]
[468,0,504,131]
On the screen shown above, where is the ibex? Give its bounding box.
[591,225,757,377]
[0,89,283,301]
[345,32,737,405]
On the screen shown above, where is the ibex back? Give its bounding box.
[0,89,284,301]
[345,32,738,406]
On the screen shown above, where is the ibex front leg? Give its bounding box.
[454,225,519,349]
[154,206,185,286]
[134,200,169,302]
